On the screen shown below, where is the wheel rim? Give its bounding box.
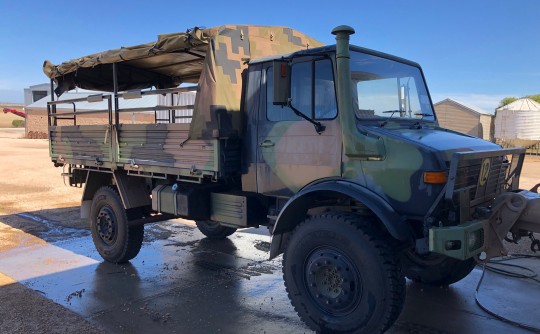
[96,206,117,245]
[305,247,362,316]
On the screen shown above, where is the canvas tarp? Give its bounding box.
[43,25,323,139]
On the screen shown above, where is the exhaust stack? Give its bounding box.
[331,25,358,157]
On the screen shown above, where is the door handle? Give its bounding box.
[260,140,275,148]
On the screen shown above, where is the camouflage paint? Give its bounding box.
[350,124,502,217]
[256,120,341,197]
[50,125,112,163]
[361,140,423,203]
[190,25,323,140]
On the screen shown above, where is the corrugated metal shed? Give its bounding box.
[156,91,195,124]
[434,98,494,141]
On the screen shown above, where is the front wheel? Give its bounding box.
[90,186,144,263]
[401,250,477,286]
[283,212,405,334]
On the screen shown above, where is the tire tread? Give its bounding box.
[282,211,405,334]
[91,186,144,263]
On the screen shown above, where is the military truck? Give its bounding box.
[44,25,540,333]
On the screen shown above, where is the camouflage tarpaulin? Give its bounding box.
[43,25,323,139]
[43,27,211,94]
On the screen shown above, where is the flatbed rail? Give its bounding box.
[47,84,240,182]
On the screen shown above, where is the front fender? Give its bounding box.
[270,180,412,258]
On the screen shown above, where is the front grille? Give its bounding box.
[445,148,525,223]
[454,155,508,207]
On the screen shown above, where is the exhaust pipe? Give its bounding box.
[331,25,357,157]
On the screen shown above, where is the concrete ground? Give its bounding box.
[1,219,539,334]
[1,128,539,334]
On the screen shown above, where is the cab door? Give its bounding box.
[256,58,341,197]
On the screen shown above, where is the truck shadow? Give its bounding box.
[0,207,181,246]
[0,216,305,334]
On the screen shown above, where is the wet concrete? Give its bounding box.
[0,219,539,334]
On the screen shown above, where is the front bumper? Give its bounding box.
[430,189,540,261]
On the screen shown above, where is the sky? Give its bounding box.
[0,0,539,112]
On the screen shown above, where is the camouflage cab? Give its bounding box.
[44,24,540,334]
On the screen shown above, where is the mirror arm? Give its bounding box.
[288,102,326,134]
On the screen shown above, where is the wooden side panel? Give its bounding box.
[116,123,219,172]
[50,125,111,162]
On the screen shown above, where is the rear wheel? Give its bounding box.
[195,220,237,239]
[401,250,477,286]
[90,186,144,263]
[283,212,405,334]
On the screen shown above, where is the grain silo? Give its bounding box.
[494,98,540,148]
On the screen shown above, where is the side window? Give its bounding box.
[290,62,312,115]
[267,67,301,121]
[266,58,337,122]
[314,59,337,119]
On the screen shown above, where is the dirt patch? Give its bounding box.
[0,222,46,252]
[0,135,81,215]
[520,155,540,191]
[0,111,23,128]
[0,127,24,139]
[0,131,89,247]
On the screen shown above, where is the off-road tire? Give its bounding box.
[195,220,237,239]
[283,212,405,334]
[90,186,144,263]
[401,250,477,286]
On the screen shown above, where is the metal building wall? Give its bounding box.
[157,91,196,124]
[434,99,495,141]
[435,100,481,137]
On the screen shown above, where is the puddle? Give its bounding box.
[16,212,90,242]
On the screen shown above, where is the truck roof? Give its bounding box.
[249,44,422,69]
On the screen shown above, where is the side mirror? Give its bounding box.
[272,60,290,105]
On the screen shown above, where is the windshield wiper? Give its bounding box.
[414,113,433,118]
[410,113,434,129]
[380,110,405,127]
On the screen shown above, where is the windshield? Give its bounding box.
[351,51,434,122]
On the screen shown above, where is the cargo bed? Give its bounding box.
[48,88,240,182]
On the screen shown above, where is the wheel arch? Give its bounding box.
[81,171,114,219]
[269,180,412,259]
[81,170,152,219]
